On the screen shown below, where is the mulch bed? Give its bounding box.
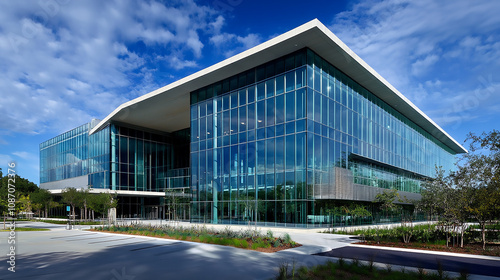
[88,229,301,253]
[355,241,500,257]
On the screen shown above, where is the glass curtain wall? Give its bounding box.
[190,48,457,226]
[110,124,172,192]
[190,50,309,225]
[88,126,111,189]
[304,49,456,194]
[40,123,91,184]
[40,122,111,189]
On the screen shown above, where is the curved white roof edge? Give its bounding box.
[89,19,467,154]
[88,19,325,135]
[49,188,165,197]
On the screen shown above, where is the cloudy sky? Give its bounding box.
[1,0,499,185]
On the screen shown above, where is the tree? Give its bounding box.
[88,194,101,220]
[0,171,39,227]
[454,153,500,250]
[419,167,449,221]
[100,192,118,224]
[165,188,183,222]
[350,204,372,224]
[0,174,38,196]
[374,189,402,218]
[426,168,457,247]
[88,192,118,222]
[460,131,500,250]
[411,131,500,250]
[18,194,32,218]
[449,184,473,248]
[61,187,79,220]
[76,188,90,221]
[31,188,53,218]
[0,193,7,229]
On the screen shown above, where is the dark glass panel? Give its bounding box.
[275,94,285,124]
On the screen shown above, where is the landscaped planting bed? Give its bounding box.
[91,224,300,252]
[357,241,500,257]
[327,223,500,257]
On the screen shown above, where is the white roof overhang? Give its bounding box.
[89,19,467,154]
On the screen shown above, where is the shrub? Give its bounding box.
[282,233,292,245]
[220,238,231,246]
[232,238,241,248]
[273,239,282,248]
[240,239,249,248]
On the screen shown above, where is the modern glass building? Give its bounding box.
[40,120,190,218]
[40,19,466,224]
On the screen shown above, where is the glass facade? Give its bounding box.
[40,121,110,189]
[189,48,456,225]
[110,125,172,192]
[41,121,190,219]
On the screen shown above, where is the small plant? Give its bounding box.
[385,263,392,272]
[240,239,249,248]
[338,256,345,267]
[298,266,308,278]
[368,256,375,272]
[417,266,426,278]
[277,261,289,280]
[436,260,446,279]
[267,229,274,239]
[273,239,282,248]
[459,269,469,280]
[282,233,292,245]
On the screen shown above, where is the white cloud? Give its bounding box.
[411,54,439,77]
[210,15,225,34]
[210,32,261,57]
[12,151,33,160]
[424,79,442,88]
[460,36,481,49]
[328,0,500,132]
[0,154,13,166]
[329,0,500,85]
[159,55,199,70]
[0,0,224,137]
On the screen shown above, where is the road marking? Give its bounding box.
[63,235,117,242]
[50,233,97,239]
[106,240,149,247]
[88,237,136,244]
[130,242,181,251]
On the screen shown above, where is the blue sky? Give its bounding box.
[1,0,499,185]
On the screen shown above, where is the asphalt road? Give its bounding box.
[315,246,500,277]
